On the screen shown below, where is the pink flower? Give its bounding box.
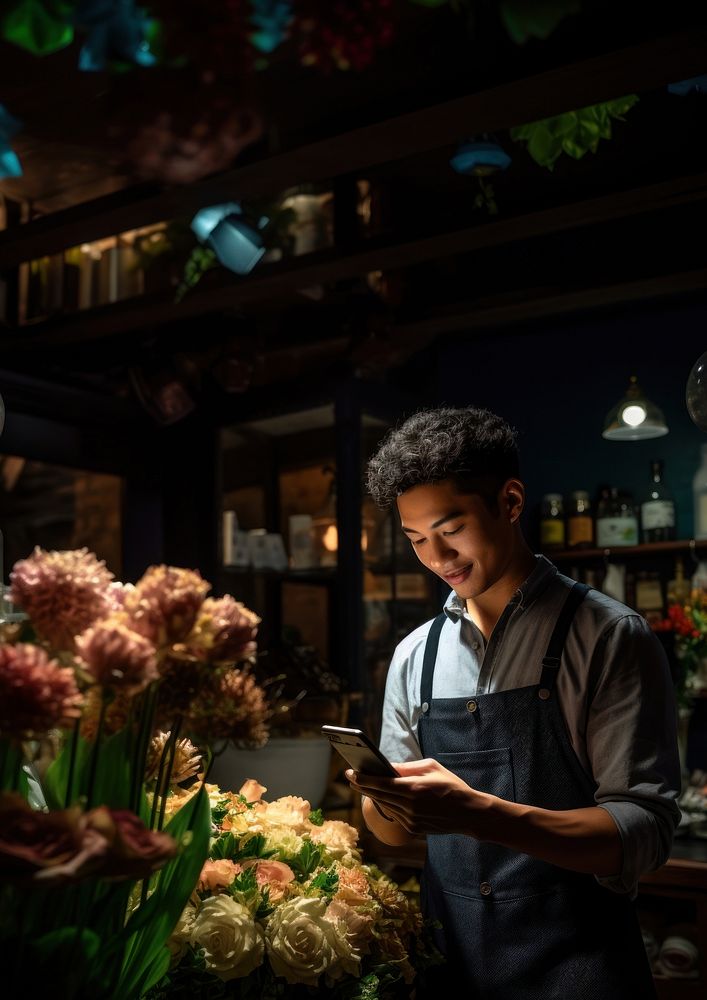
[245,858,295,901]
[0,793,91,880]
[238,779,266,803]
[124,566,210,646]
[75,619,158,693]
[0,643,83,738]
[9,547,117,652]
[198,858,239,892]
[187,596,260,663]
[82,807,178,880]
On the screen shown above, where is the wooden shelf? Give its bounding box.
[548,540,707,562]
[221,565,338,585]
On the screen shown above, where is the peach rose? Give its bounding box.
[198,858,239,892]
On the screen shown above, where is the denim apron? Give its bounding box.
[417,582,656,999]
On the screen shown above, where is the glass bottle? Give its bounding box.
[596,488,639,547]
[567,490,593,548]
[693,443,707,540]
[641,460,676,543]
[540,493,565,550]
[667,557,691,605]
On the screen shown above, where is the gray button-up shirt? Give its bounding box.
[378,555,682,897]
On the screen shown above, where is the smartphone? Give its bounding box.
[321,725,398,778]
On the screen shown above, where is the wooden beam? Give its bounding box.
[6,169,707,348]
[1,25,706,269]
[385,268,707,354]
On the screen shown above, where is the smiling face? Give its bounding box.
[396,477,527,604]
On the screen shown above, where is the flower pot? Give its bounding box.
[208,736,333,807]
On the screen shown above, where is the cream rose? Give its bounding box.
[167,903,197,965]
[262,796,311,834]
[190,895,265,980]
[265,896,340,985]
[308,820,360,862]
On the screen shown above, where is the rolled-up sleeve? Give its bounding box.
[586,615,682,896]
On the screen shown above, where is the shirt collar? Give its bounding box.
[443,554,558,620]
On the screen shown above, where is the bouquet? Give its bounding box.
[148,779,443,1000]
[0,547,270,998]
[652,589,707,704]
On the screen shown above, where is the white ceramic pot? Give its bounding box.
[208,736,333,807]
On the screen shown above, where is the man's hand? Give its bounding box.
[347,758,489,838]
[347,758,623,878]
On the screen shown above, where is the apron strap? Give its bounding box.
[539,581,590,692]
[420,613,446,710]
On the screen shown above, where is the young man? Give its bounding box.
[348,406,680,999]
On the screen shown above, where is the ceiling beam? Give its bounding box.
[1,25,706,269]
[383,268,707,360]
[6,168,707,349]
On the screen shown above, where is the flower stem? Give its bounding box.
[64,719,81,807]
[130,681,159,815]
[85,695,108,809]
[157,716,182,831]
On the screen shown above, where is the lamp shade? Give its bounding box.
[602,376,668,441]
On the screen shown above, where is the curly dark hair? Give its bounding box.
[366,406,519,509]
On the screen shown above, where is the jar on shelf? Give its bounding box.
[596,488,639,547]
[567,490,594,549]
[540,493,565,550]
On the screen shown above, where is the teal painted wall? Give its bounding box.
[434,299,706,549]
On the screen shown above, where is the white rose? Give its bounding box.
[190,895,265,981]
[167,903,197,965]
[265,896,340,985]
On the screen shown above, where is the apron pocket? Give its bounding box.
[437,746,515,801]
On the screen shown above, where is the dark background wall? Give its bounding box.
[433,298,707,548]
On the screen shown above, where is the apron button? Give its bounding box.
[538,688,550,700]
[480,881,492,896]
[466,699,478,712]
[421,702,429,713]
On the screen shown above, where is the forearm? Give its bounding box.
[475,794,623,878]
[361,794,415,848]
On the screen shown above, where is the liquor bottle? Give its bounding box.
[567,490,594,548]
[641,460,676,543]
[540,493,565,550]
[596,488,639,547]
[693,443,707,540]
[667,557,690,605]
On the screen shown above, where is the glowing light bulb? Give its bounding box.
[622,404,647,427]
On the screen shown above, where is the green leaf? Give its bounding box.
[114,785,211,998]
[500,0,580,45]
[43,731,91,809]
[2,0,74,55]
[308,808,324,826]
[510,95,638,169]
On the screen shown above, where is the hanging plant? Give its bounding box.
[509,94,639,170]
[499,0,580,44]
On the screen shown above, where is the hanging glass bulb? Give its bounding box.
[686,352,707,433]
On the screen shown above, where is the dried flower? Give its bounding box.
[9,547,117,651]
[146,731,202,786]
[188,664,270,746]
[0,643,83,738]
[187,595,260,663]
[80,685,133,741]
[124,565,210,647]
[76,618,159,693]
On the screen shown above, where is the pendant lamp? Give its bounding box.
[602,376,669,441]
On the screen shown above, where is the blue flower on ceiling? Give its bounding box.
[250,0,293,55]
[0,104,23,179]
[667,75,707,96]
[450,139,512,176]
[75,0,156,71]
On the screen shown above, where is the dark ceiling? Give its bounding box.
[1,1,706,427]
